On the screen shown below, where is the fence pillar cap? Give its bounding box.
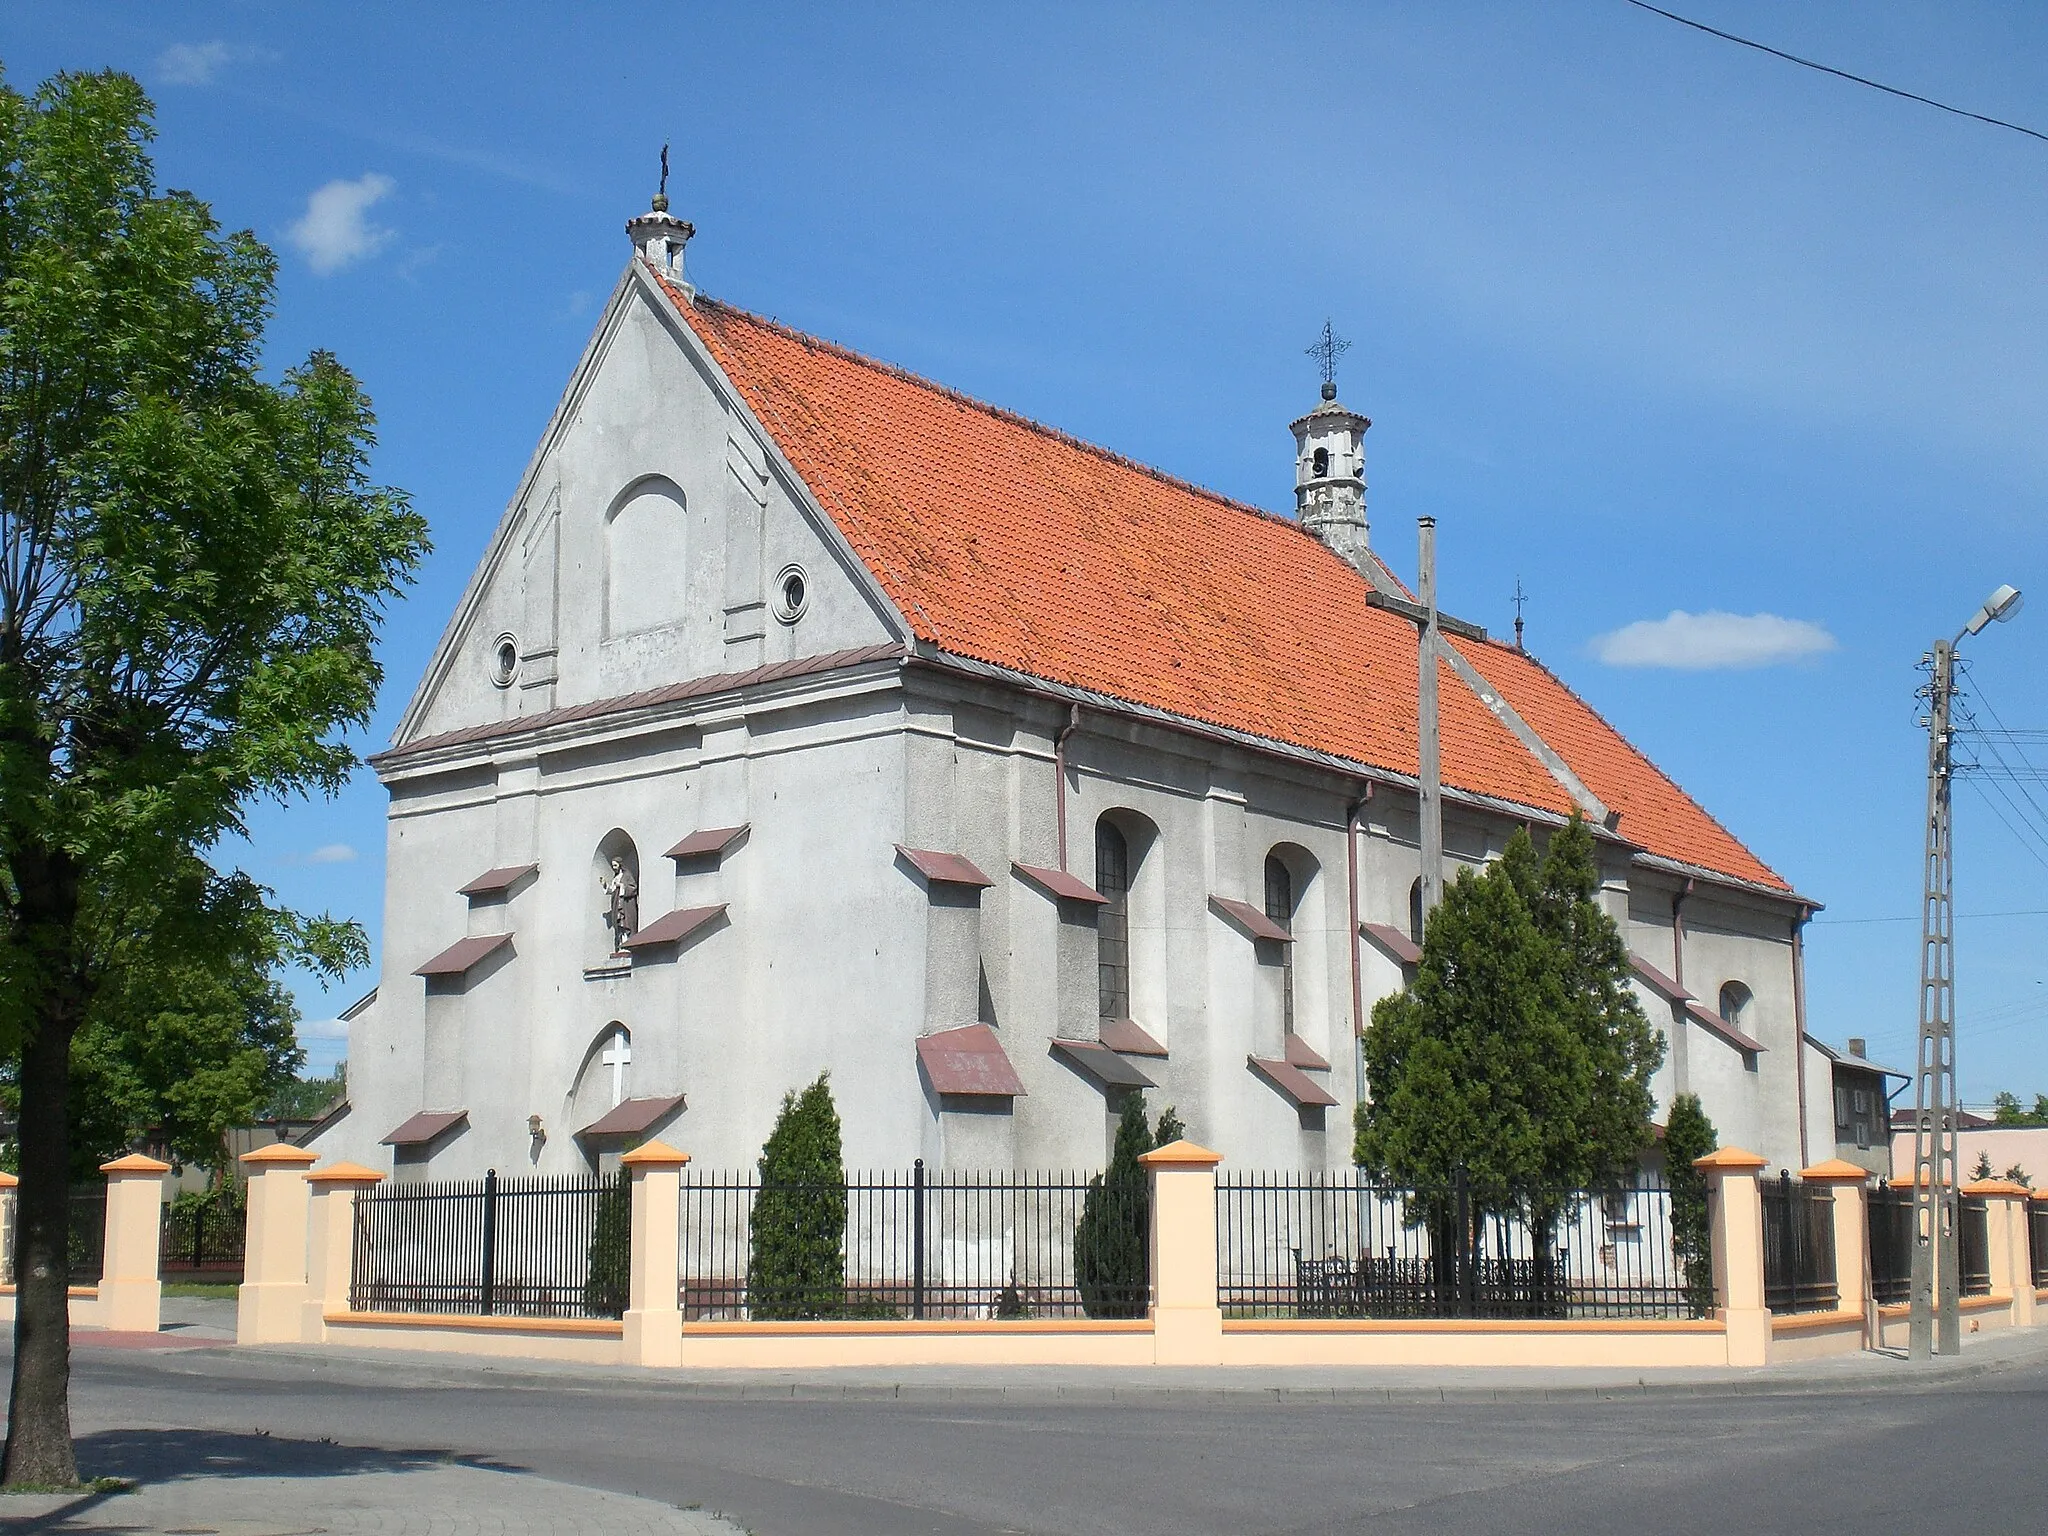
[306,1161,385,1186]
[1889,1170,1936,1189]
[2032,1188,2048,1203]
[1962,1178,2032,1198]
[620,1139,691,1169]
[99,1152,171,1175]
[0,1171,17,1189]
[240,1143,319,1167]
[1138,1139,1224,1169]
[1798,1158,1873,1183]
[1693,1146,1767,1172]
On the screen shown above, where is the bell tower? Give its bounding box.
[626,144,695,296]
[1291,321,1370,573]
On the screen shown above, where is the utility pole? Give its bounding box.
[1417,517,1443,922]
[1908,583,2024,1361]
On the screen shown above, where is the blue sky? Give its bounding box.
[7,3,2046,1101]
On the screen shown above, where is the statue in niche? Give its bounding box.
[600,856,639,951]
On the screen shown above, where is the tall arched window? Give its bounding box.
[1408,878,1424,946]
[1719,981,1753,1029]
[1265,853,1296,1036]
[1096,819,1131,1020]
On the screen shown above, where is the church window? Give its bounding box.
[1718,981,1753,1028]
[773,563,809,624]
[491,633,520,689]
[1312,447,1329,478]
[1408,878,1424,946]
[1096,818,1131,1019]
[1264,853,1296,1037]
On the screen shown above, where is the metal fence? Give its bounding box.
[350,1169,628,1319]
[678,1163,1146,1320]
[1867,1184,1913,1306]
[2033,1200,2048,1292]
[1215,1172,1691,1320]
[160,1191,246,1282]
[1760,1172,1838,1315]
[1958,1193,1992,1298]
[68,1185,107,1287]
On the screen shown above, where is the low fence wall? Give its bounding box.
[220,1140,2048,1373]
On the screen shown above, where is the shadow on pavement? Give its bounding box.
[75,1424,525,1485]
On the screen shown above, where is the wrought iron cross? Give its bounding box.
[1306,319,1351,391]
[659,142,669,200]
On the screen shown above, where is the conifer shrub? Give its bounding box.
[583,1167,632,1318]
[1663,1093,1718,1320]
[1073,1097,1184,1318]
[748,1073,847,1319]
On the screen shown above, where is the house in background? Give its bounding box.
[1889,1110,2048,1189]
[1802,1035,1907,1177]
[308,191,1822,1182]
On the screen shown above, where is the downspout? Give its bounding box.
[1347,782,1375,1117]
[1793,905,1813,1170]
[1670,878,1694,1099]
[1054,705,1082,871]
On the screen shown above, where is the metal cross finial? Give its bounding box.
[1513,578,1528,651]
[1306,319,1351,396]
[659,142,669,199]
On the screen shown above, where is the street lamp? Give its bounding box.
[1909,582,2024,1361]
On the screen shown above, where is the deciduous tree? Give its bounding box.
[0,70,424,1484]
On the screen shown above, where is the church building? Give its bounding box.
[308,191,1820,1180]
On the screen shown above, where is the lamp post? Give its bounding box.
[1909,582,2023,1360]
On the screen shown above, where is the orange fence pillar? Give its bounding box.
[96,1153,170,1333]
[622,1141,688,1367]
[303,1163,384,1343]
[1141,1139,1225,1366]
[237,1143,318,1345]
[1965,1179,2034,1327]
[1698,1147,1770,1366]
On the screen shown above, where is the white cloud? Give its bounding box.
[156,41,233,86]
[297,1016,350,1042]
[1590,610,1838,670]
[305,843,358,865]
[288,174,396,275]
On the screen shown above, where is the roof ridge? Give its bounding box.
[691,294,1315,543]
[1469,638,1790,891]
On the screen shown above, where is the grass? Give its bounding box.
[161,1281,238,1299]
[0,1476,131,1496]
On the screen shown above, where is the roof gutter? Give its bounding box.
[1054,704,1083,872]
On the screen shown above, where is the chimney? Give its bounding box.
[1291,382,1371,573]
[1848,1037,1867,1060]
[627,164,695,296]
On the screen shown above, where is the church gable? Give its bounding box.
[394,269,905,748]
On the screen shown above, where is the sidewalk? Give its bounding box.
[0,1452,747,1534]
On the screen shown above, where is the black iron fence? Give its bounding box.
[160,1189,246,1282]
[350,1169,628,1319]
[2032,1200,2048,1292]
[68,1185,107,1286]
[1958,1193,1992,1298]
[1760,1171,1839,1315]
[1215,1172,1691,1320]
[678,1163,1146,1320]
[1867,1184,1913,1306]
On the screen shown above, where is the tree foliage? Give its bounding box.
[1662,1092,1719,1319]
[1991,1091,2048,1128]
[582,1169,631,1319]
[1354,816,1664,1221]
[1074,1095,1183,1319]
[0,69,425,1485]
[747,1074,847,1320]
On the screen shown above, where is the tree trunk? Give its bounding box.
[2,852,83,1489]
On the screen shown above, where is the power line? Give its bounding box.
[1623,0,2048,145]
[1815,908,2048,926]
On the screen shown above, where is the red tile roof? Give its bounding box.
[664,285,1788,895]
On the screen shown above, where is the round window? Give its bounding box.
[492,634,520,688]
[773,564,809,624]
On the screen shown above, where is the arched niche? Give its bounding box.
[567,1022,632,1144]
[603,476,686,638]
[593,829,641,959]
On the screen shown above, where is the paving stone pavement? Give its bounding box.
[0,1461,751,1535]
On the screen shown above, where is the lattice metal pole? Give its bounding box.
[1908,639,1961,1359]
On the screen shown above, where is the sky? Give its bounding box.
[6,2,2046,1104]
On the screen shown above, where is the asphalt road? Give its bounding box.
[23,1335,2048,1536]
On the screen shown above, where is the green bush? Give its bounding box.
[748,1074,846,1319]
[583,1169,631,1318]
[1073,1097,1183,1319]
[1663,1093,1718,1320]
